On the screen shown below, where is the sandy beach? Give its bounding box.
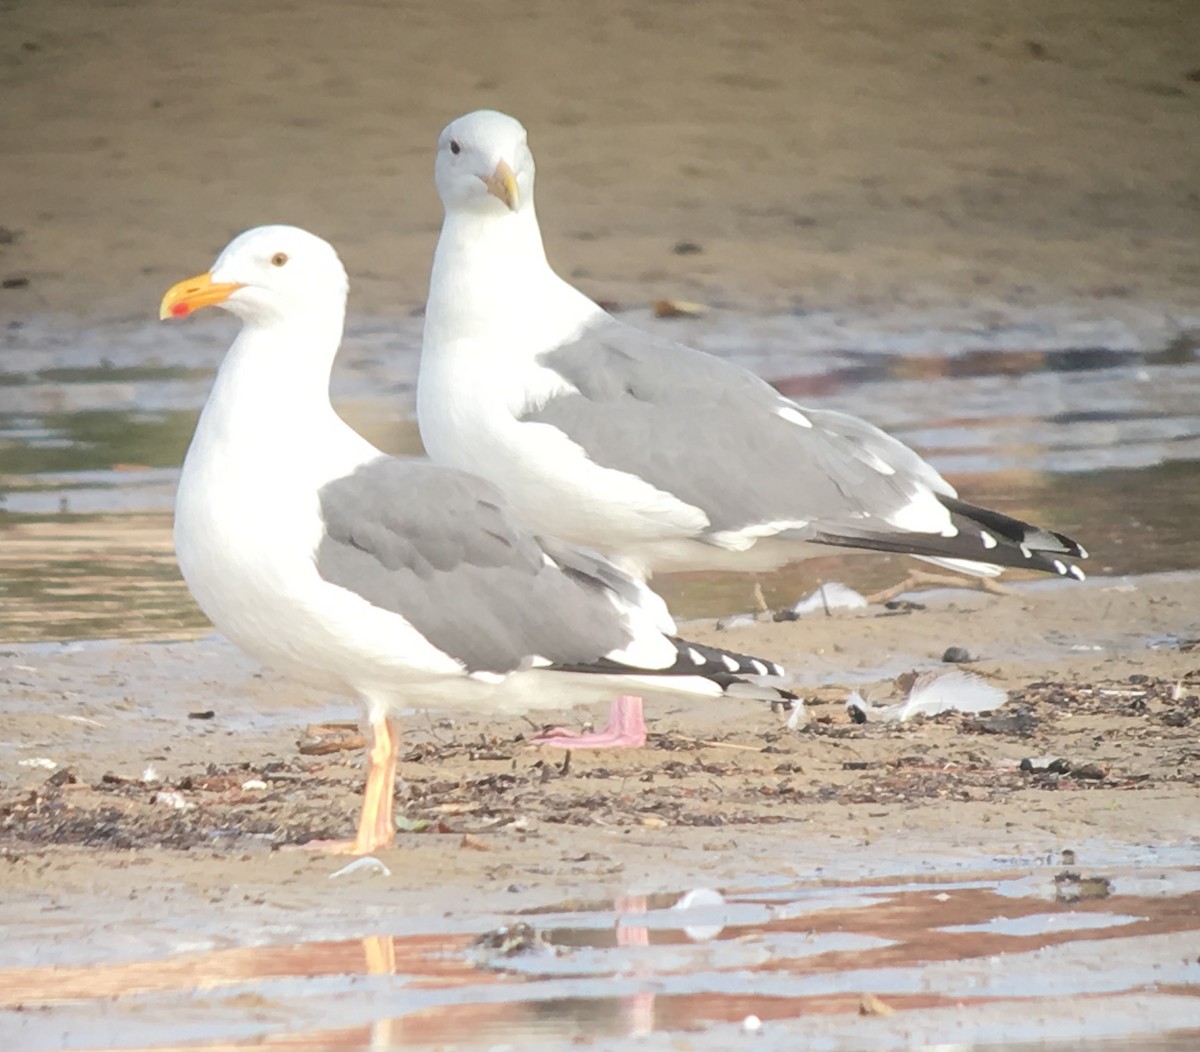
[3,1,1199,1047]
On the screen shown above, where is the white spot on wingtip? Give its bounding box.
[750,659,768,675]
[776,405,813,428]
[720,654,740,673]
[1069,565,1086,581]
[687,647,706,666]
[1019,543,1033,559]
[1076,544,1089,558]
[1052,559,1067,575]
[980,530,998,549]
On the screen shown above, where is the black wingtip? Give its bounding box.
[547,637,788,693]
[812,496,1088,581]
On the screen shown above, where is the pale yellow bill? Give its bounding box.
[481,159,519,211]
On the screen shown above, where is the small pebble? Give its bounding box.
[942,646,972,663]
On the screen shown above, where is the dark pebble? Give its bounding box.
[1070,763,1107,781]
[942,646,972,663]
[188,709,216,720]
[673,241,702,255]
[2,276,30,289]
[971,711,1037,736]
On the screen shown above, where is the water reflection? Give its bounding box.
[2,861,1197,1050]
[3,318,1200,640]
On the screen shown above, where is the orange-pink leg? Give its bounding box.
[301,715,400,855]
[531,695,647,749]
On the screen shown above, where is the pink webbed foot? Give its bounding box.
[531,695,647,749]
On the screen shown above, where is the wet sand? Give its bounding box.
[3,0,1200,1047]
[4,0,1199,323]
[3,574,1200,1046]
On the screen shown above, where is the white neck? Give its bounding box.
[424,203,601,354]
[191,304,373,478]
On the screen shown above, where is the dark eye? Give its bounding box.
[271,252,288,267]
[449,140,461,155]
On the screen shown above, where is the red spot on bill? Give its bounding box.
[170,301,191,317]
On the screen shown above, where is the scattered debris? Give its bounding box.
[45,767,77,788]
[473,922,552,958]
[969,710,1038,736]
[1054,870,1113,903]
[785,698,808,731]
[0,673,1187,850]
[299,722,367,755]
[17,757,57,770]
[848,670,1007,722]
[715,613,758,630]
[152,790,194,812]
[329,856,391,880]
[1020,756,1071,775]
[780,582,868,619]
[859,992,895,1016]
[652,298,707,319]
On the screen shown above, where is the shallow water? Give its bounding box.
[3,306,1200,641]
[3,843,1198,1050]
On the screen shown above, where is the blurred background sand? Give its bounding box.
[4,0,1199,322]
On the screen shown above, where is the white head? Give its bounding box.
[159,225,349,327]
[434,110,535,217]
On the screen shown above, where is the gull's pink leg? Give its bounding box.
[530,695,647,749]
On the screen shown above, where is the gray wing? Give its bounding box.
[315,458,631,674]
[524,316,948,534]
[522,316,1085,577]
[316,458,796,685]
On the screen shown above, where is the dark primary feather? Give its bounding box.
[548,637,796,701]
[809,496,1087,579]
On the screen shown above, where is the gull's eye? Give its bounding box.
[271,252,289,267]
[449,140,461,155]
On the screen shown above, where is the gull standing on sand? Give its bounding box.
[417,109,1087,745]
[161,224,791,856]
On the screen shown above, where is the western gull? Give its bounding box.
[416,109,1087,747]
[161,224,792,855]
